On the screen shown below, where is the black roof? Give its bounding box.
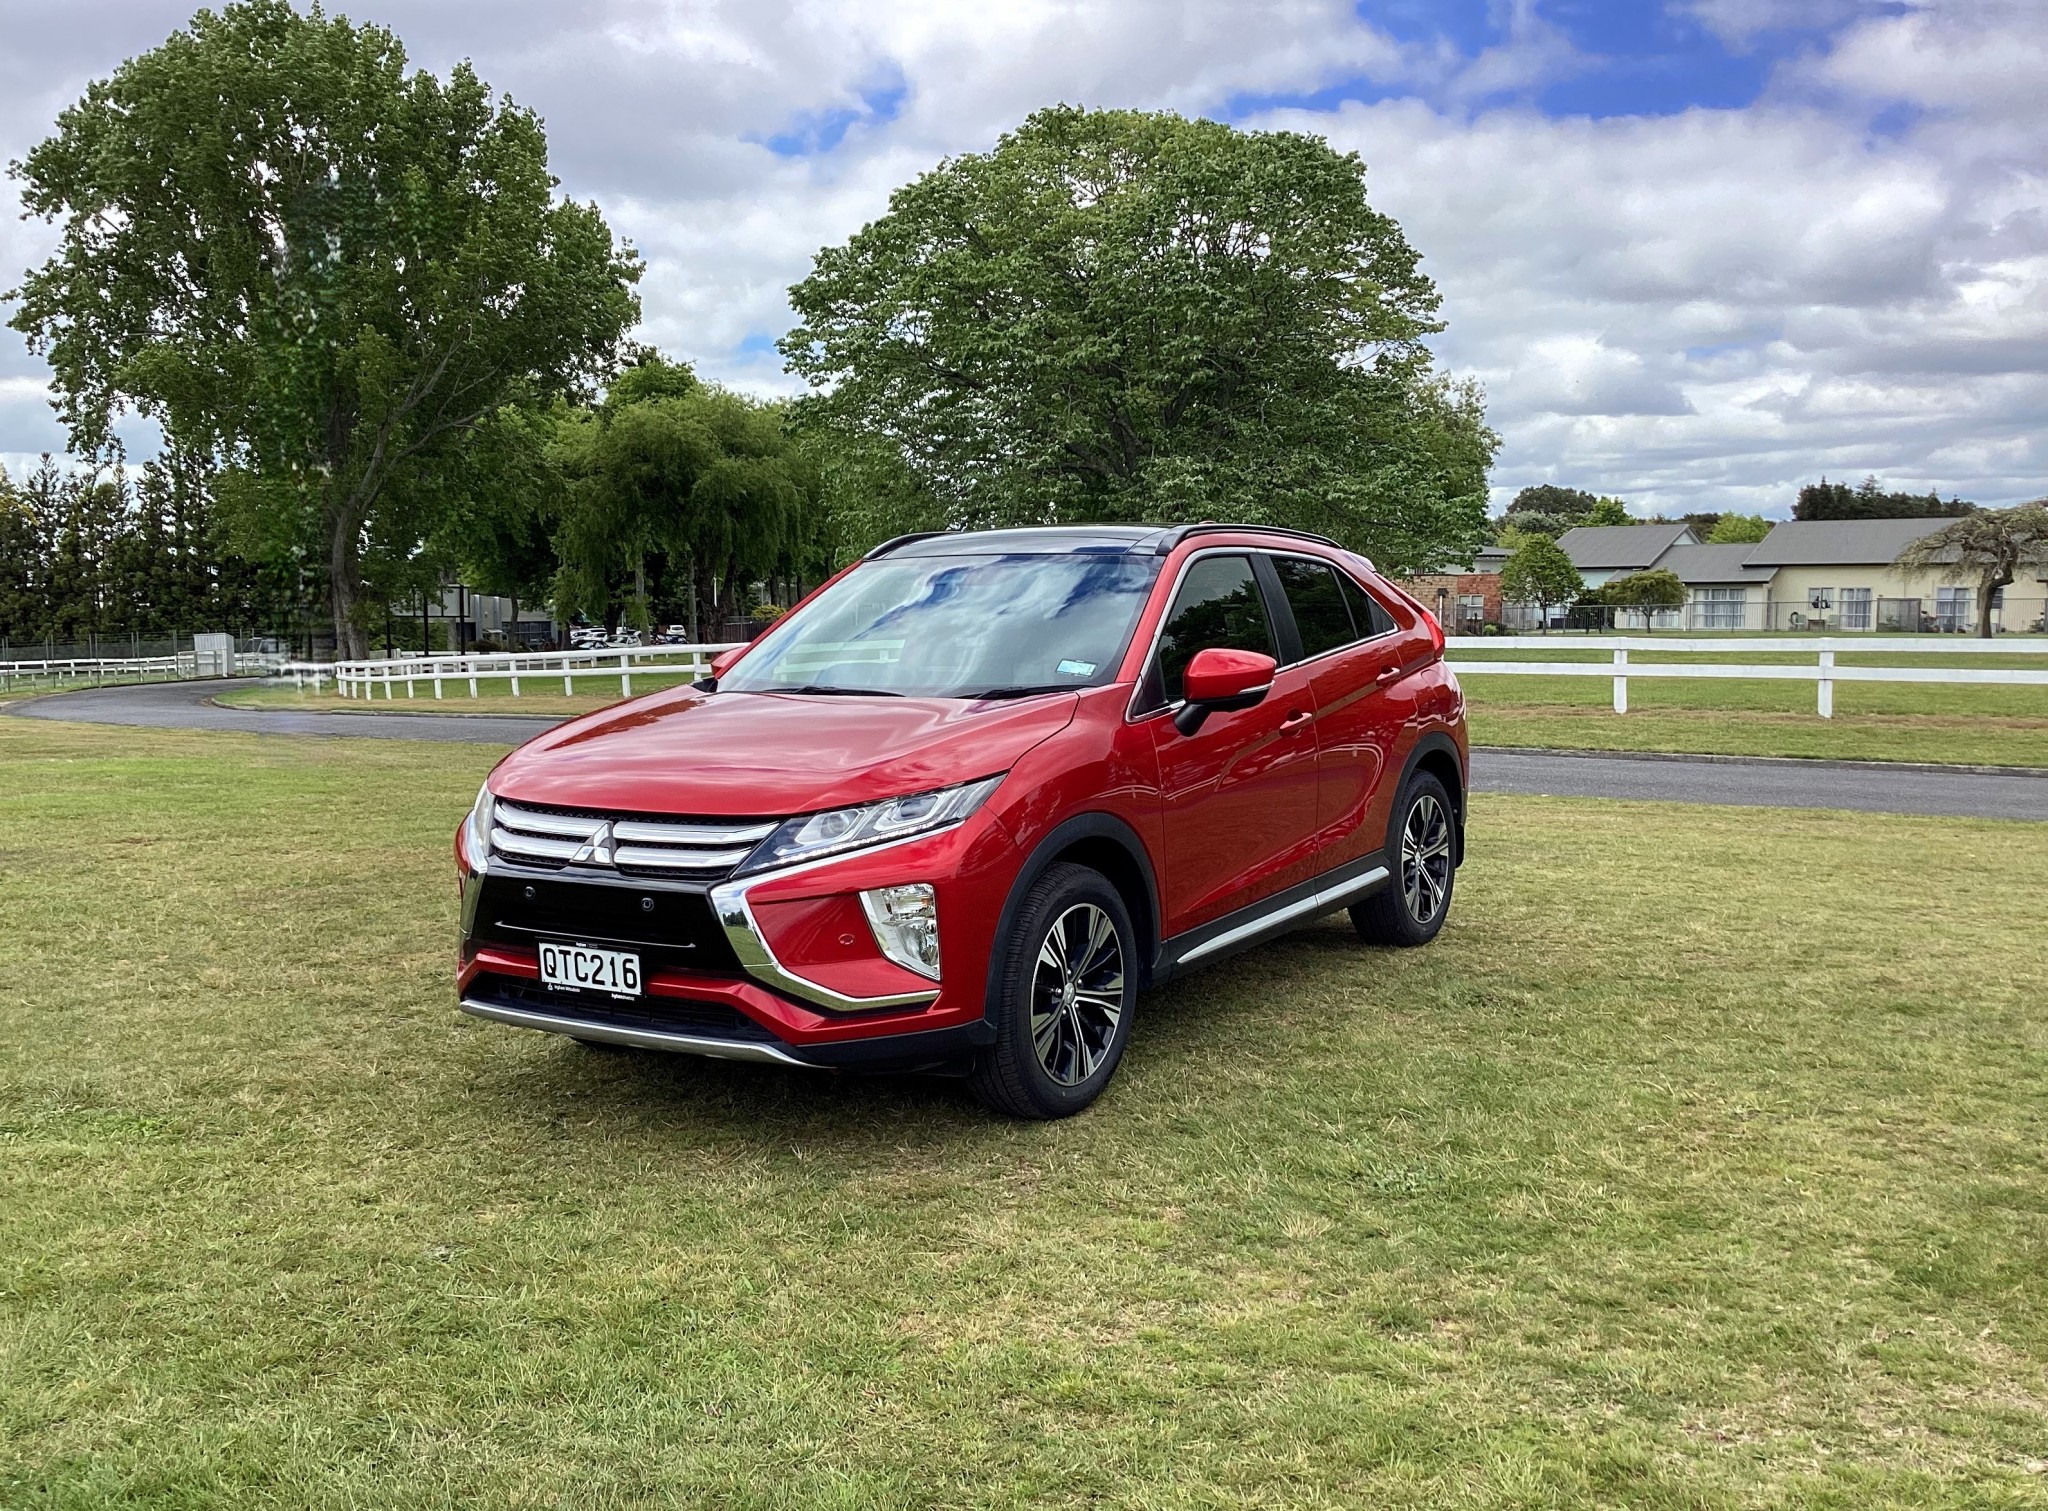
[868,522,1343,559]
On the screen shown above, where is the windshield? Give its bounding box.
[720,553,1162,699]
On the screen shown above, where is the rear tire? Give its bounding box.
[1351,772,1456,948]
[970,864,1137,1120]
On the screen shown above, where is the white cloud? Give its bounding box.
[0,0,2042,516]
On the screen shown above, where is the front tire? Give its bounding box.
[970,863,1137,1119]
[1351,772,1456,947]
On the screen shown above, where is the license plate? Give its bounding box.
[539,942,642,998]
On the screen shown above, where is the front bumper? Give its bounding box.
[456,810,1018,1069]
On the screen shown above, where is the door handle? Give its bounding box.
[1375,665,1403,685]
[1280,708,1312,731]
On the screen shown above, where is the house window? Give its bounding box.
[1695,587,1746,629]
[1457,593,1485,624]
[1838,587,1872,631]
[1807,587,1834,611]
[1936,586,1972,633]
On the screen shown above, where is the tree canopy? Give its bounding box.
[547,355,830,635]
[1706,512,1772,544]
[1499,534,1581,629]
[7,0,640,656]
[1599,568,1687,631]
[1795,477,1975,522]
[1501,484,1629,539]
[782,105,1495,574]
[1894,503,2048,639]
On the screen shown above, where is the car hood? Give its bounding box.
[489,687,1079,817]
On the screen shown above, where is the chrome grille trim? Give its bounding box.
[490,799,774,877]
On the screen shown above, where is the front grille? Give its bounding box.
[468,973,776,1043]
[491,798,776,879]
[470,872,743,977]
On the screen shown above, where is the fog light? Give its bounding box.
[860,884,940,980]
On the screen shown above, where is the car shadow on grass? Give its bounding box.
[458,914,1393,1147]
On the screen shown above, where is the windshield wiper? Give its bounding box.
[776,684,906,697]
[963,684,1081,700]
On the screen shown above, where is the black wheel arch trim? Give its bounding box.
[1393,730,1467,867]
[984,813,1163,1014]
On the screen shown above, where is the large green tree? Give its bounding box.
[1499,533,1582,633]
[549,356,828,637]
[7,0,640,656]
[1795,477,1974,522]
[781,106,1495,573]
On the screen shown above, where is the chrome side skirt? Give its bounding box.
[458,996,816,1067]
[1166,860,1391,971]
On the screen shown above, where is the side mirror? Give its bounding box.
[1175,647,1275,735]
[696,646,745,691]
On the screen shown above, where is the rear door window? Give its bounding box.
[1339,572,1398,639]
[1271,555,1356,660]
[1145,554,1277,708]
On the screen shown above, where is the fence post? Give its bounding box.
[509,662,520,698]
[1612,648,1628,714]
[1817,648,1835,719]
[433,666,443,699]
[468,657,479,698]
[620,651,632,698]
[563,653,573,697]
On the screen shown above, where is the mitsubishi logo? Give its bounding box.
[569,821,616,867]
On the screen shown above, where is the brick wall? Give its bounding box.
[1398,572,1503,630]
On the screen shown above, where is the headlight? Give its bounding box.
[464,782,495,867]
[737,774,1005,875]
[862,883,940,979]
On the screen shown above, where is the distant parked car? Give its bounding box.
[568,626,608,650]
[456,524,1468,1118]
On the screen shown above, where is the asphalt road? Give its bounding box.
[9,677,2046,820]
[5,678,552,746]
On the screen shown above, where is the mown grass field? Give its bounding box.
[222,657,2048,767]
[3,718,2046,1507]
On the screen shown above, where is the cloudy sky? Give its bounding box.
[0,0,2042,516]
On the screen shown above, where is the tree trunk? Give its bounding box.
[328,516,367,660]
[1977,574,2008,639]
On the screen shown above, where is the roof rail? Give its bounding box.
[864,531,953,560]
[1153,521,1344,555]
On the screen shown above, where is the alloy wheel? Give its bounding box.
[1029,902,1126,1087]
[1401,793,1453,926]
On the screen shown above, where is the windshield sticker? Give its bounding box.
[1056,660,1096,677]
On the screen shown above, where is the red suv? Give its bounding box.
[456,524,1466,1117]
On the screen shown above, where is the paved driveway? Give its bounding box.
[10,678,2046,819]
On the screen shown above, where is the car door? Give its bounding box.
[1137,552,1322,935]
[1266,553,1410,871]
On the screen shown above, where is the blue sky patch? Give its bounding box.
[757,64,909,157]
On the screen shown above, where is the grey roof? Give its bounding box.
[1654,544,1777,585]
[1745,518,1951,566]
[1556,522,1697,570]
[1422,543,1512,574]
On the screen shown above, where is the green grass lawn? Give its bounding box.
[3,718,2046,1507]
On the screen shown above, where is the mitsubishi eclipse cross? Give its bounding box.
[455,523,1467,1118]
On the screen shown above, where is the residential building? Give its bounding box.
[1649,544,1777,630]
[1553,523,1699,589]
[1745,519,1965,632]
[1398,544,1509,631]
[1527,514,2047,634]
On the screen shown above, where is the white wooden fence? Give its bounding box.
[1444,635,2048,717]
[0,654,192,691]
[314,644,746,701]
